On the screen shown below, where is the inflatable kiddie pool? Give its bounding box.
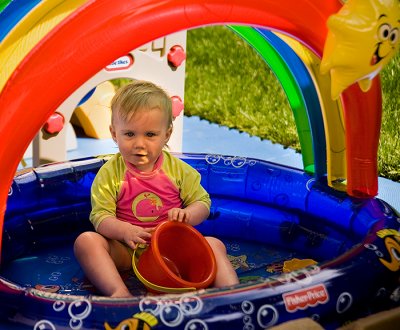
[2,153,400,330]
[1,0,400,329]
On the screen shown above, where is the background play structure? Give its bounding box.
[0,0,400,329]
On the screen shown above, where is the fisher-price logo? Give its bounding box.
[283,284,329,312]
[105,55,134,71]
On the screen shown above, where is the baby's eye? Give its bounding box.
[146,132,156,137]
[125,132,134,137]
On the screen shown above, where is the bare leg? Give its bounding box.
[205,236,239,288]
[74,231,133,298]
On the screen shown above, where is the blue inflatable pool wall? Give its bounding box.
[1,153,400,329]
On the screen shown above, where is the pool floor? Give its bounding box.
[0,237,312,297]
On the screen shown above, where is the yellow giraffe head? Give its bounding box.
[321,0,400,99]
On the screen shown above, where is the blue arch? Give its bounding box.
[256,28,327,177]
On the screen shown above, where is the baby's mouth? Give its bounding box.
[132,152,147,158]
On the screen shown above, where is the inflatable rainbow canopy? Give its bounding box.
[0,0,399,257]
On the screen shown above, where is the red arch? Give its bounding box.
[0,0,380,256]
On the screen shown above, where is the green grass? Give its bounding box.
[184,26,298,149]
[380,54,400,181]
[184,26,400,182]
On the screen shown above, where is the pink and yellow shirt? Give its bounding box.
[90,151,210,230]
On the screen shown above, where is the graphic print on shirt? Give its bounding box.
[132,192,164,222]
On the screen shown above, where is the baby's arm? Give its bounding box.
[96,216,153,249]
[168,201,210,226]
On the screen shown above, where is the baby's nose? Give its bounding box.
[133,135,146,147]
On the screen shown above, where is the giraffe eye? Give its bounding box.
[389,28,399,45]
[378,23,391,41]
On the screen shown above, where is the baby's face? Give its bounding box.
[110,107,172,172]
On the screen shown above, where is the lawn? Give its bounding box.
[184,26,400,182]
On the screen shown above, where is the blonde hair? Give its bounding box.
[111,80,173,128]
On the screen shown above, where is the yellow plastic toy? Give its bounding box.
[283,258,317,273]
[72,81,115,139]
[321,0,400,100]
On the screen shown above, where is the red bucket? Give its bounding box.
[132,221,217,294]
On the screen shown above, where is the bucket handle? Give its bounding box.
[132,247,196,294]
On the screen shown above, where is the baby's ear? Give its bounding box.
[166,124,173,141]
[109,124,117,142]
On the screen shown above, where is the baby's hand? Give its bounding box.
[168,208,191,223]
[123,224,153,250]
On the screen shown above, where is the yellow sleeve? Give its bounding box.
[89,154,125,230]
[163,151,211,210]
